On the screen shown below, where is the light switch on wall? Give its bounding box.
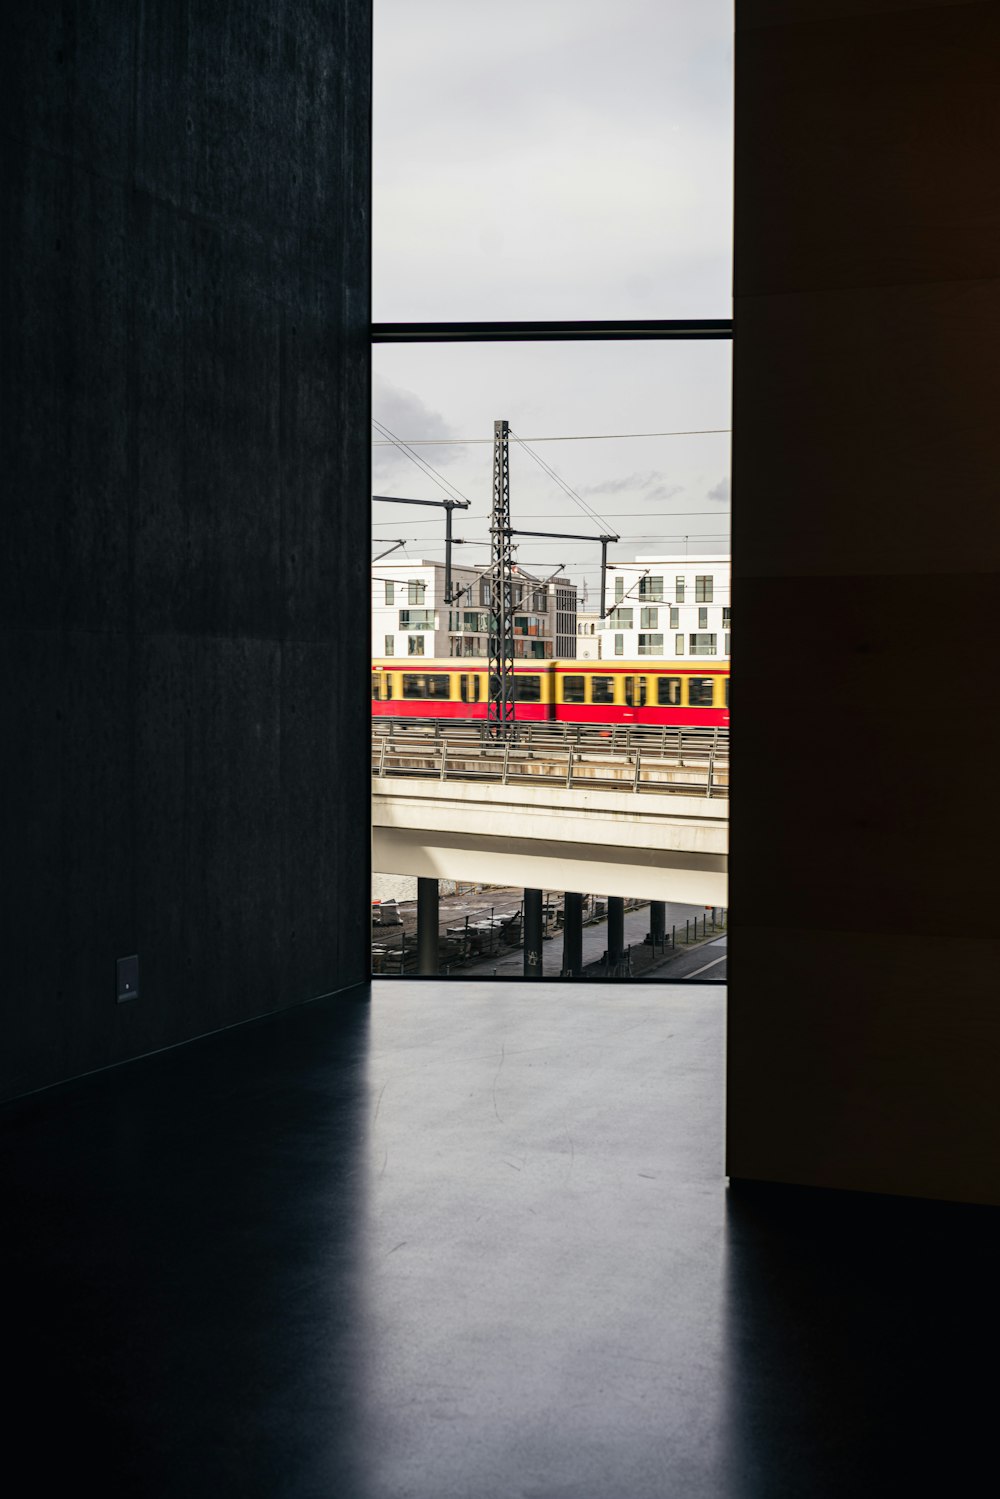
[117,955,139,1003]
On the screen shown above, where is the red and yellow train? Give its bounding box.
[372,658,730,727]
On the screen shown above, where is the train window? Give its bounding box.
[624,676,648,707]
[591,676,614,704]
[515,675,542,702]
[371,673,380,701]
[563,675,586,703]
[402,673,451,699]
[657,677,681,706]
[459,674,481,703]
[385,674,393,700]
[688,677,715,707]
[724,678,729,707]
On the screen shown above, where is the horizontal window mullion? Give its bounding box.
[371,319,732,344]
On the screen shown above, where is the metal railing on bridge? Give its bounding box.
[372,720,728,799]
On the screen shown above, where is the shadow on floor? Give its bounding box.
[4,983,997,1497]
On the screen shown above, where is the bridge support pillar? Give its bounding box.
[608,897,625,968]
[562,892,583,977]
[649,900,666,946]
[524,889,544,979]
[417,877,439,975]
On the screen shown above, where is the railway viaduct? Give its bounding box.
[372,776,728,908]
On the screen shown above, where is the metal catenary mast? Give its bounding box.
[488,419,515,729]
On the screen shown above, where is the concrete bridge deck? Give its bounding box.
[373,773,729,905]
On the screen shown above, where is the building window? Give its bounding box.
[675,576,686,603]
[669,606,679,630]
[384,634,394,656]
[615,576,624,603]
[675,634,684,654]
[638,633,663,656]
[638,576,663,602]
[689,633,717,655]
[610,607,633,629]
[399,609,435,630]
[407,636,425,656]
[614,634,624,656]
[695,575,713,602]
[408,580,426,605]
[723,607,731,629]
[698,607,708,629]
[384,581,394,605]
[479,578,490,606]
[725,633,731,656]
[641,607,658,629]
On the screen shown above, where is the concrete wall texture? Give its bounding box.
[729,0,1000,1203]
[1,2,372,1099]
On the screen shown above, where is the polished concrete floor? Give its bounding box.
[4,981,997,1497]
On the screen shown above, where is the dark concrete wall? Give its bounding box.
[729,1,1000,1202]
[1,2,371,1100]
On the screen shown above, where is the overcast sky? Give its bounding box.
[372,1,733,601]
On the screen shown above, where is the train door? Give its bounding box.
[624,675,648,711]
[371,670,393,712]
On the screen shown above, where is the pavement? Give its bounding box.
[458,906,726,980]
[373,884,727,982]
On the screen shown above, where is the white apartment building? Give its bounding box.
[575,611,603,659]
[372,560,578,660]
[598,554,730,661]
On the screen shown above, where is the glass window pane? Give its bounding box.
[374,341,731,636]
[657,676,681,706]
[689,677,715,706]
[563,675,586,703]
[515,674,541,701]
[374,2,734,320]
[592,675,614,704]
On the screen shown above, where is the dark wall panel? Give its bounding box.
[1,2,371,1100]
[729,0,1000,1202]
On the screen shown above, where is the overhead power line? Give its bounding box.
[371,417,472,506]
[509,430,614,536]
[371,428,731,445]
